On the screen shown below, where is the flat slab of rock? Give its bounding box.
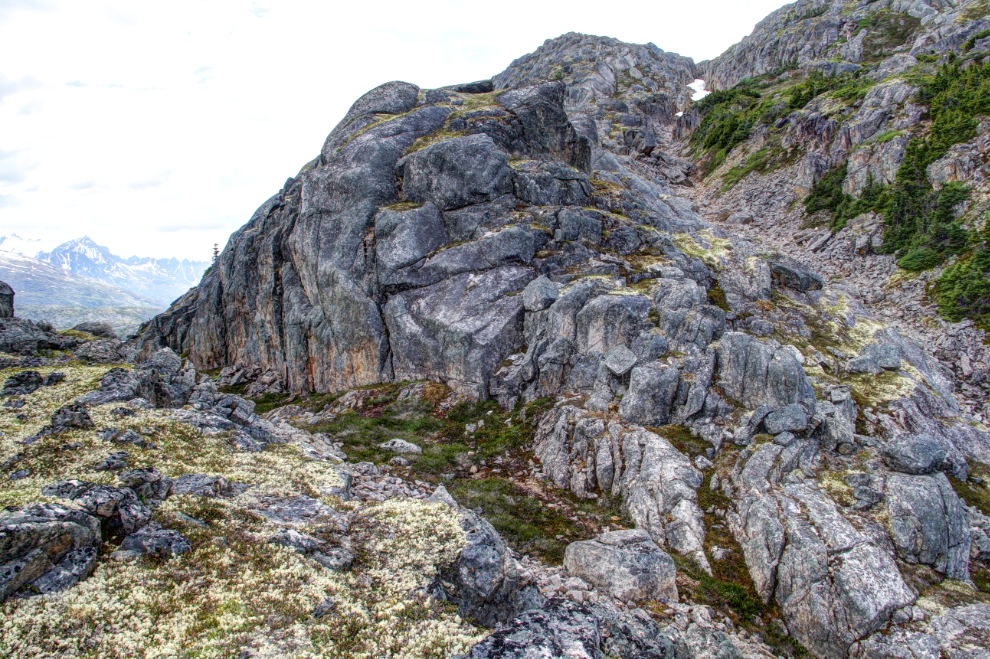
[882,434,946,475]
[603,345,637,376]
[113,525,191,560]
[563,529,677,602]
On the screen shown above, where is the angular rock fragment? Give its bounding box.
[563,529,677,602]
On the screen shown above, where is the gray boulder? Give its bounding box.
[466,597,684,659]
[379,438,422,454]
[763,403,809,435]
[466,598,603,659]
[886,472,971,579]
[730,482,914,658]
[0,281,12,318]
[41,480,152,534]
[495,81,592,172]
[374,202,449,289]
[117,468,172,504]
[0,503,102,601]
[512,160,591,207]
[24,546,98,596]
[385,266,532,398]
[172,474,245,499]
[522,276,559,312]
[72,322,116,339]
[575,294,652,355]
[767,255,824,292]
[2,371,44,397]
[398,134,513,211]
[717,333,817,413]
[848,343,903,374]
[882,434,947,475]
[563,529,677,602]
[603,345,637,377]
[73,339,125,364]
[115,524,191,559]
[0,318,70,355]
[618,362,680,427]
[50,402,94,431]
[434,510,544,627]
[77,348,193,408]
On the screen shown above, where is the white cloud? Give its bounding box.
[0,0,789,260]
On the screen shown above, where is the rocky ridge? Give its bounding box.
[3,4,990,658]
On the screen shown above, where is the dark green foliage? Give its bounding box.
[918,61,990,157]
[448,478,628,564]
[802,164,887,231]
[858,12,921,60]
[785,71,876,110]
[936,223,990,328]
[964,29,990,52]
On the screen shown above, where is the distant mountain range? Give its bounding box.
[0,234,209,306]
[0,251,164,336]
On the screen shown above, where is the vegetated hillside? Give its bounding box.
[0,251,164,334]
[3,8,990,659]
[683,0,990,417]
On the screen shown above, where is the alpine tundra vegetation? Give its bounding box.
[3,0,990,657]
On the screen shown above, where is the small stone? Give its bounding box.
[522,276,559,312]
[603,345,638,376]
[389,456,410,466]
[379,438,422,454]
[313,597,336,618]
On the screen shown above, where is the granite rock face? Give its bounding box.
[563,529,677,602]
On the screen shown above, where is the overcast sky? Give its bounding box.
[0,0,790,261]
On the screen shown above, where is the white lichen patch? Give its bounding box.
[0,364,117,442]
[672,230,732,270]
[1,364,481,658]
[2,497,478,659]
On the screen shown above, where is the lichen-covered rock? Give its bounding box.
[522,276,559,312]
[114,524,191,559]
[618,362,680,426]
[534,407,708,570]
[885,472,971,580]
[563,529,677,602]
[2,371,44,397]
[0,503,102,601]
[398,134,514,211]
[882,434,947,475]
[40,480,152,534]
[717,332,817,413]
[434,510,545,627]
